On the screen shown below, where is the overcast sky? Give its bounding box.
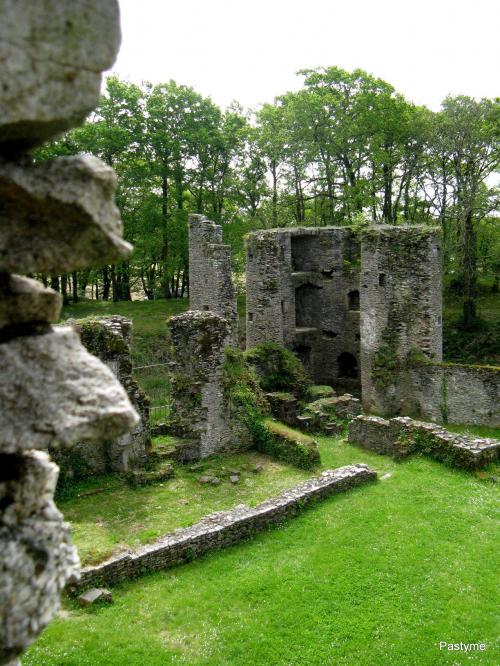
[112,0,499,111]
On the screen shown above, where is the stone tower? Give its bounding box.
[359,225,442,414]
[188,214,238,346]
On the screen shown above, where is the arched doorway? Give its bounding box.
[337,352,358,378]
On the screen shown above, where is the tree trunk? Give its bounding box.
[271,160,278,227]
[60,273,69,306]
[462,209,477,329]
[71,271,79,303]
[50,276,60,293]
[102,266,110,300]
[161,174,171,299]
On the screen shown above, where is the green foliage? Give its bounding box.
[244,342,312,399]
[307,385,335,399]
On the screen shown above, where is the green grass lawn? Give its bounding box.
[26,436,499,665]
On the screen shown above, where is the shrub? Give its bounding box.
[244,342,311,399]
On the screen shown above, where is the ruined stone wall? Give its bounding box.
[0,3,138,663]
[168,311,250,458]
[395,362,500,427]
[348,415,499,468]
[246,227,360,387]
[51,316,151,478]
[189,214,238,346]
[360,226,442,415]
[74,464,376,591]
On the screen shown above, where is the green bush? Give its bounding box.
[244,342,311,399]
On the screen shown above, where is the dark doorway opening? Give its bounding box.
[347,290,360,311]
[337,352,358,378]
[294,345,312,372]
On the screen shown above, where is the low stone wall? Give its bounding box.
[72,464,376,591]
[400,363,500,428]
[348,415,500,469]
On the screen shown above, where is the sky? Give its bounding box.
[112,0,499,111]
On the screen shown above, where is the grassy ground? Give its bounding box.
[58,442,310,567]
[26,436,499,665]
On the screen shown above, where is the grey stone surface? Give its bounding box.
[189,214,238,346]
[52,316,150,476]
[73,464,377,591]
[394,363,500,427]
[0,326,139,453]
[168,311,250,459]
[78,588,112,607]
[0,274,61,329]
[0,155,132,273]
[0,3,134,662]
[348,415,500,468]
[246,227,361,388]
[360,226,442,415]
[0,0,121,153]
[0,450,79,663]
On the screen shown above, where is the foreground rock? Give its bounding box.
[0,156,132,273]
[0,327,139,453]
[0,451,79,664]
[0,0,121,154]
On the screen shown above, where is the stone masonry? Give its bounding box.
[0,3,138,664]
[73,464,377,591]
[168,311,250,459]
[189,214,238,346]
[245,225,499,427]
[348,415,500,469]
[246,227,361,388]
[360,226,442,415]
[51,316,151,478]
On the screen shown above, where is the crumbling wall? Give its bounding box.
[189,214,238,346]
[52,316,151,478]
[395,362,500,427]
[360,226,442,415]
[168,311,250,458]
[348,415,499,469]
[0,2,138,663]
[246,227,360,387]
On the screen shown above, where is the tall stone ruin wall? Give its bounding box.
[246,227,361,387]
[189,214,238,346]
[0,2,138,664]
[168,311,251,459]
[51,316,151,479]
[359,225,443,415]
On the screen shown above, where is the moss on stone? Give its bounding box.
[244,342,312,400]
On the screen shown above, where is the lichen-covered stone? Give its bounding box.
[0,450,79,663]
[168,311,250,458]
[0,155,132,273]
[0,326,139,453]
[0,274,61,330]
[0,0,121,154]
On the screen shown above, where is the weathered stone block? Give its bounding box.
[0,450,79,663]
[0,326,139,453]
[78,588,112,607]
[0,155,132,273]
[0,274,61,330]
[0,0,121,154]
